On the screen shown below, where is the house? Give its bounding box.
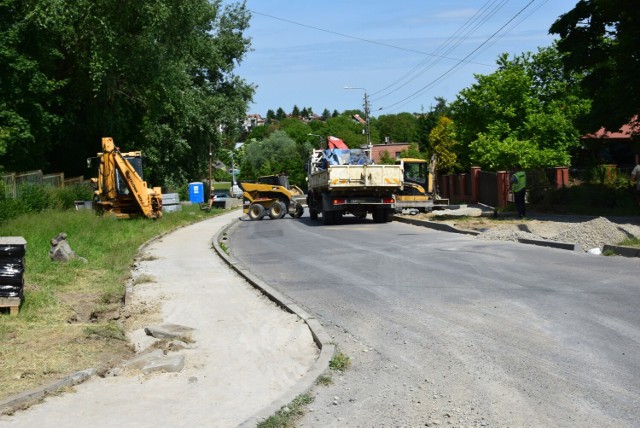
[580,118,639,166]
[369,142,410,163]
[243,114,265,133]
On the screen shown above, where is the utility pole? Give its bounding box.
[208,140,212,200]
[344,86,372,161]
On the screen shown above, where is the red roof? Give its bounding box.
[583,116,639,139]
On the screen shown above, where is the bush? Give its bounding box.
[54,184,93,209]
[0,183,94,223]
[533,183,637,215]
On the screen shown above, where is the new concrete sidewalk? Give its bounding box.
[0,210,333,428]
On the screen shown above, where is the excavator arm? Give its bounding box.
[93,137,162,219]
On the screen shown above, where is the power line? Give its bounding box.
[380,0,539,113]
[249,9,494,68]
[370,0,509,101]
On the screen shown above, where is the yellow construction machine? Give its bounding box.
[240,175,305,220]
[394,158,434,214]
[88,137,163,219]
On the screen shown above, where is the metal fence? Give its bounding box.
[3,170,86,199]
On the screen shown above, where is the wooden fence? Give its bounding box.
[3,170,87,199]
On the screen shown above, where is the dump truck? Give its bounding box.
[394,158,434,214]
[88,137,163,219]
[306,148,403,225]
[240,175,305,220]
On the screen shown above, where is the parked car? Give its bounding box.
[212,190,231,208]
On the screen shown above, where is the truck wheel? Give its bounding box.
[309,208,319,220]
[372,208,385,223]
[248,203,266,220]
[290,204,304,218]
[322,210,335,225]
[268,201,286,219]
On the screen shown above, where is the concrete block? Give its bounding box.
[124,349,165,370]
[144,323,195,340]
[142,354,185,374]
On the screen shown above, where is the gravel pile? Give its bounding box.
[552,217,638,251]
[477,216,640,252]
[477,228,543,243]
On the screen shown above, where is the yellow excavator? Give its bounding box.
[394,158,434,214]
[88,137,163,219]
[240,175,305,220]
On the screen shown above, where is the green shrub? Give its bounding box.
[533,183,637,215]
[54,184,93,209]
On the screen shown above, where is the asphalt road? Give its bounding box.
[227,213,640,427]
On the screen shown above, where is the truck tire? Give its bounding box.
[248,203,266,220]
[268,201,286,219]
[322,210,335,225]
[290,204,304,218]
[372,208,386,223]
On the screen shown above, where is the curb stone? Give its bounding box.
[213,219,335,428]
[0,369,95,415]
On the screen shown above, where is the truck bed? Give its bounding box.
[308,164,403,191]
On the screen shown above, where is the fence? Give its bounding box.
[438,166,570,208]
[3,170,87,199]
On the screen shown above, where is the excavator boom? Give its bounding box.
[91,137,162,219]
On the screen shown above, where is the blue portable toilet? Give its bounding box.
[188,182,204,204]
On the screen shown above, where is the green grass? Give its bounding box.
[619,236,640,248]
[0,203,227,399]
[257,394,313,428]
[329,351,351,371]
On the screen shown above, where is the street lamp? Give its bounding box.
[344,86,372,161]
[307,133,324,149]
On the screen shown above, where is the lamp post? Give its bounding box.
[307,133,324,149]
[230,151,236,196]
[208,140,212,200]
[344,86,371,161]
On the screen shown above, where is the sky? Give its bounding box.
[232,0,579,118]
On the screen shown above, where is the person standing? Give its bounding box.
[631,156,640,206]
[511,164,527,219]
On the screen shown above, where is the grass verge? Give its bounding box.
[0,204,227,401]
[257,394,313,428]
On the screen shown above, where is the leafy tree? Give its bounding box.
[429,117,458,174]
[378,150,395,165]
[451,45,590,170]
[276,118,313,144]
[550,0,640,132]
[241,130,310,187]
[416,97,450,153]
[399,143,425,161]
[291,105,300,118]
[0,0,254,188]
[321,109,331,121]
[374,113,418,143]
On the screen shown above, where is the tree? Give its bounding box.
[374,113,418,143]
[416,97,450,153]
[266,109,276,123]
[429,117,458,174]
[275,107,287,120]
[241,130,309,187]
[291,105,300,118]
[451,45,590,170]
[550,0,640,132]
[0,0,254,187]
